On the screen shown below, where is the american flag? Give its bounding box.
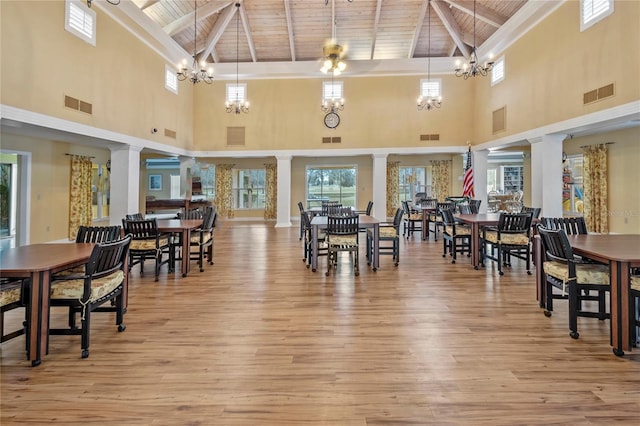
[462,147,475,198]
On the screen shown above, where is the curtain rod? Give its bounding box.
[579,142,615,149]
[65,153,95,159]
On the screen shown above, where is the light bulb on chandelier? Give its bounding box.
[177,1,214,84]
[453,0,494,79]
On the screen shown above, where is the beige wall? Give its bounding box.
[1,1,194,148]
[563,127,640,234]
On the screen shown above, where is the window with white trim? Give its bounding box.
[226,83,247,103]
[65,0,96,46]
[323,80,343,101]
[491,56,505,86]
[581,0,614,31]
[165,65,178,94]
[419,79,441,99]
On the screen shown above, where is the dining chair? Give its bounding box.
[298,201,306,240]
[367,207,403,267]
[321,200,341,216]
[125,213,144,220]
[122,218,173,281]
[481,212,533,276]
[49,235,131,358]
[537,226,610,340]
[630,275,640,348]
[325,213,360,276]
[521,206,542,219]
[427,202,454,241]
[440,208,471,264]
[539,217,588,235]
[301,210,327,270]
[469,199,481,213]
[188,206,216,271]
[401,200,422,239]
[0,278,27,343]
[458,204,473,215]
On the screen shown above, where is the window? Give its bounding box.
[398,166,431,204]
[563,155,584,215]
[91,163,110,220]
[165,65,178,94]
[234,169,265,209]
[419,79,441,99]
[65,0,96,46]
[192,163,215,198]
[306,166,357,208]
[323,80,343,101]
[227,83,247,104]
[491,56,505,86]
[581,0,614,31]
[487,169,497,193]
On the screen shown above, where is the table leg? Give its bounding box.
[611,261,631,356]
[534,235,545,308]
[27,271,50,366]
[372,223,380,271]
[181,229,191,277]
[471,222,480,269]
[422,210,428,241]
[311,224,318,272]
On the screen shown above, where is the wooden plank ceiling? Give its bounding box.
[131,0,527,66]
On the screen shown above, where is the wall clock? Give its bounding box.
[324,112,340,129]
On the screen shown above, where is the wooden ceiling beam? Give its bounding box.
[408,0,429,59]
[200,2,239,64]
[369,0,383,60]
[440,0,506,28]
[239,3,257,62]
[139,0,159,11]
[164,1,232,37]
[284,0,296,61]
[431,0,470,58]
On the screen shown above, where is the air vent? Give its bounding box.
[164,128,177,139]
[420,134,440,141]
[584,83,615,105]
[493,106,506,134]
[64,95,92,115]
[227,126,245,146]
[322,137,332,144]
[332,137,341,143]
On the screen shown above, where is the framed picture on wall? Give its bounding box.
[149,174,162,191]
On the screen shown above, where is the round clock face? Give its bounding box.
[324,112,340,129]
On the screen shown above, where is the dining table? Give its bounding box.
[535,234,640,356]
[0,243,96,366]
[454,213,502,269]
[310,215,380,272]
[156,218,204,277]
[412,205,437,240]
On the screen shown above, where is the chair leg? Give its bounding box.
[81,309,91,359]
[116,293,126,332]
[568,282,579,339]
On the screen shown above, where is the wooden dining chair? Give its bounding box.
[367,207,403,267]
[0,278,27,343]
[537,226,610,340]
[301,210,327,270]
[49,235,131,358]
[188,206,216,271]
[440,208,471,264]
[427,202,454,241]
[122,218,173,281]
[298,201,307,240]
[630,275,640,348]
[326,213,360,276]
[401,200,422,239]
[481,212,533,276]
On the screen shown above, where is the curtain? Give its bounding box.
[264,163,277,220]
[583,144,608,233]
[430,160,451,202]
[69,155,93,240]
[386,161,400,217]
[215,164,235,219]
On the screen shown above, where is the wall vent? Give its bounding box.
[331,137,341,143]
[322,137,332,144]
[492,106,506,134]
[64,95,92,115]
[420,134,440,141]
[584,83,615,105]
[164,128,177,139]
[226,126,245,146]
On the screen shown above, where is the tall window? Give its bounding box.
[491,56,505,86]
[192,163,215,198]
[563,155,584,215]
[227,83,247,104]
[399,166,431,203]
[65,0,96,46]
[165,65,178,94]
[91,163,110,220]
[581,0,614,31]
[419,79,441,99]
[323,80,343,102]
[487,169,498,193]
[306,166,357,208]
[234,169,265,209]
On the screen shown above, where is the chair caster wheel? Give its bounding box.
[570,331,579,339]
[451,260,456,264]
[355,272,360,276]
[118,324,126,332]
[544,310,552,317]
[394,263,399,266]
[325,272,330,276]
[373,268,377,272]
[499,271,504,276]
[527,271,532,275]
[442,254,446,258]
[474,266,479,270]
[81,349,89,359]
[613,348,624,357]
[312,268,316,272]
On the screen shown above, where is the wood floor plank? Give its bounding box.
[2,221,640,425]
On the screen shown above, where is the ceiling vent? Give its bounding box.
[164,128,176,139]
[64,95,92,115]
[322,137,341,143]
[493,106,506,134]
[584,83,615,105]
[420,134,440,141]
[227,127,245,146]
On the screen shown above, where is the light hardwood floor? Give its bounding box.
[2,221,639,425]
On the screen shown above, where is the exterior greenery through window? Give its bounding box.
[306,166,357,208]
[234,169,265,209]
[399,166,431,204]
[192,163,215,198]
[91,163,110,220]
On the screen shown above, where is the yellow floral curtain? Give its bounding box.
[69,155,93,240]
[215,164,235,219]
[386,161,400,217]
[264,163,277,219]
[430,160,451,202]
[583,144,608,233]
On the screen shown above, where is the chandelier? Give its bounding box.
[177,1,214,84]
[417,0,441,111]
[454,0,494,79]
[226,2,250,114]
[86,0,119,7]
[320,43,347,76]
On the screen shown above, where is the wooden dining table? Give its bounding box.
[412,205,437,240]
[310,215,380,272]
[454,213,502,269]
[535,234,640,356]
[0,243,95,366]
[156,219,204,277]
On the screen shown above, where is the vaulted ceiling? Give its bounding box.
[121,0,530,78]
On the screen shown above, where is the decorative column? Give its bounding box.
[530,134,565,217]
[275,155,292,228]
[109,145,143,224]
[179,156,195,199]
[372,153,388,220]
